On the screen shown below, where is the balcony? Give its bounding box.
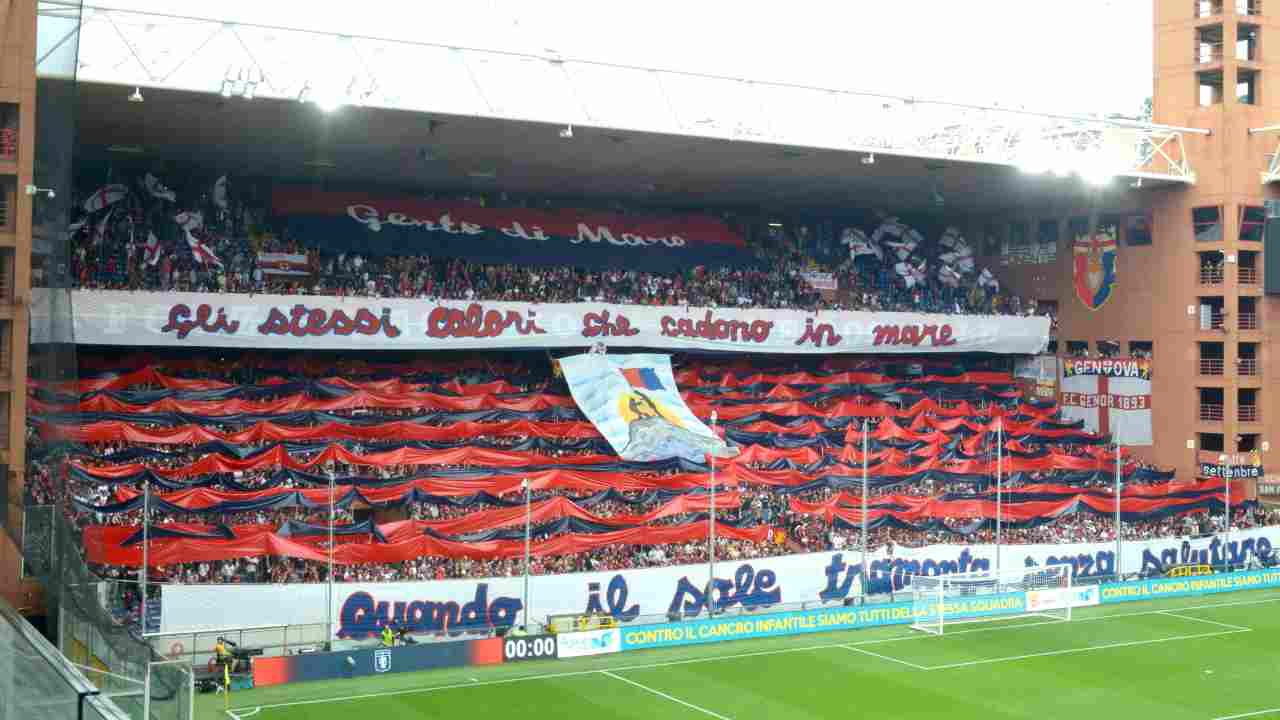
[1200,358,1225,375]
[1196,42,1225,64]
[1200,403,1225,422]
[1200,266,1225,285]
[1197,0,1224,15]
[1239,312,1258,331]
[1202,312,1226,331]
[1240,405,1260,423]
[1239,267,1259,285]
[1237,0,1262,15]
[0,128,13,164]
[1239,358,1259,376]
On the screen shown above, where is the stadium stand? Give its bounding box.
[57,173,1045,319]
[27,351,1271,632]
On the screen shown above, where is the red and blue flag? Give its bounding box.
[621,367,664,391]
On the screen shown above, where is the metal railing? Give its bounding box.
[1199,358,1225,375]
[1200,403,1225,421]
[1239,266,1259,284]
[1199,266,1225,284]
[1239,405,1260,422]
[1237,0,1262,15]
[1202,312,1227,330]
[145,624,329,668]
[40,3,1209,184]
[1197,0,1224,16]
[1238,358,1258,376]
[1197,42,1225,63]
[1239,312,1259,330]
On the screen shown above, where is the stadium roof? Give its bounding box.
[48,2,1211,212]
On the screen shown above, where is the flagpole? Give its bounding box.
[522,478,531,631]
[860,420,869,599]
[1114,441,1122,580]
[1221,454,1231,571]
[141,480,149,636]
[708,411,717,615]
[995,417,1002,576]
[326,469,335,646]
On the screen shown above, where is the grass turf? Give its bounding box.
[209,587,1280,720]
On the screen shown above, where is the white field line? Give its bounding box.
[1158,610,1252,632]
[1211,708,1280,720]
[841,644,931,670]
[922,628,1251,671]
[602,670,733,720]
[233,593,1280,715]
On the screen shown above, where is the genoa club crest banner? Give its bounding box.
[1058,357,1152,446]
[1072,230,1118,310]
[272,188,752,272]
[558,353,736,462]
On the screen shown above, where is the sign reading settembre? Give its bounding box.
[1198,451,1265,480]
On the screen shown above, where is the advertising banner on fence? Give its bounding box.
[272,188,752,273]
[1058,357,1152,445]
[622,569,1280,652]
[251,638,500,687]
[40,289,1051,355]
[158,527,1280,637]
[559,353,733,461]
[556,628,622,658]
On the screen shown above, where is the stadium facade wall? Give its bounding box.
[158,526,1280,638]
[38,289,1050,354]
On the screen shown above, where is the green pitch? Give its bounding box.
[212,588,1280,720]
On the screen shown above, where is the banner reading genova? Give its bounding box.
[157,526,1280,638]
[36,289,1050,355]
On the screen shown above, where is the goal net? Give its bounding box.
[909,565,1073,636]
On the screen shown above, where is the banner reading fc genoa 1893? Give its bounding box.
[1058,357,1152,446]
[558,353,737,462]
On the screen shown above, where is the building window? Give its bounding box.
[1196,0,1224,17]
[1238,24,1260,61]
[1200,341,1225,375]
[1126,213,1153,246]
[1199,432,1225,453]
[1237,68,1259,104]
[1193,206,1223,242]
[1238,342,1259,376]
[1066,341,1089,358]
[1068,216,1090,242]
[1199,296,1226,330]
[1199,251,1225,285]
[1199,387,1225,422]
[1198,69,1224,106]
[1238,250,1259,284]
[1239,206,1265,241]
[1130,340,1153,359]
[1197,24,1225,63]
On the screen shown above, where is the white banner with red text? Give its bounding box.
[153,526,1280,638]
[38,290,1050,355]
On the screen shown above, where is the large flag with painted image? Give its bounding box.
[558,353,737,462]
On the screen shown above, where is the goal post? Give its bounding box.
[909,565,1073,636]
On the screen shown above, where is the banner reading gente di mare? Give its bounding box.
[273,188,752,273]
[39,290,1050,355]
[157,526,1280,637]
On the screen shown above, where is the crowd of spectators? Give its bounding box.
[56,175,1057,321]
[24,353,1260,609]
